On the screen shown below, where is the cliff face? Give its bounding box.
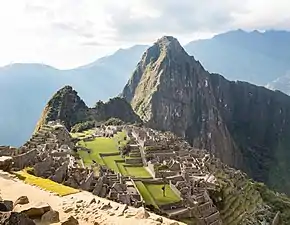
[93,97,142,124]
[123,36,242,168]
[36,87,141,132]
[122,36,290,194]
[210,75,290,191]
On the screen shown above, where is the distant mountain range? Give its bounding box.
[0,45,147,146]
[2,29,290,146]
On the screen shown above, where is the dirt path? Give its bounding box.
[0,171,183,225]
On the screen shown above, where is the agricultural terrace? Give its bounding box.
[14,170,79,196]
[73,129,181,207]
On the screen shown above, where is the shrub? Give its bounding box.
[71,121,96,132]
[104,117,125,126]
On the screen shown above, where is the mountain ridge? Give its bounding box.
[3,29,290,147]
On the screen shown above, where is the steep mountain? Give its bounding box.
[0,45,147,147]
[185,29,290,85]
[36,86,141,131]
[122,36,290,195]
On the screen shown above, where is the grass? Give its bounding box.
[124,166,152,178]
[134,181,181,208]
[14,171,79,196]
[78,137,118,165]
[71,129,95,139]
[135,181,158,208]
[144,183,181,205]
[75,130,184,207]
[102,155,124,172]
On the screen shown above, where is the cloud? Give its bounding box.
[105,0,249,42]
[51,21,96,39]
[81,41,103,46]
[0,0,290,68]
[105,0,290,43]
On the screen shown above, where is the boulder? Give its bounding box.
[156,217,163,223]
[0,203,9,212]
[80,172,95,191]
[16,202,51,219]
[0,211,35,225]
[33,158,53,177]
[99,186,107,198]
[2,200,13,211]
[61,216,79,225]
[135,207,150,219]
[100,202,112,210]
[0,156,12,172]
[14,196,29,207]
[41,210,60,223]
[50,162,68,183]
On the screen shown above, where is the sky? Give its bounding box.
[0,0,290,69]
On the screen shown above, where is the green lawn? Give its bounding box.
[102,155,124,172]
[124,166,152,178]
[135,181,158,207]
[134,181,181,208]
[101,156,152,178]
[144,183,181,205]
[15,171,79,196]
[78,137,118,165]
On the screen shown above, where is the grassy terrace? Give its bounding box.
[76,131,151,178]
[71,129,95,139]
[73,129,181,207]
[15,171,79,196]
[134,181,181,208]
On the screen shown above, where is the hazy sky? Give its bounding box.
[0,0,289,69]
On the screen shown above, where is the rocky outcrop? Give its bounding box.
[0,156,13,172]
[122,36,290,195]
[36,86,141,132]
[93,97,142,124]
[35,86,88,132]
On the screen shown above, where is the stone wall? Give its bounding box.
[12,149,38,169]
[0,146,18,156]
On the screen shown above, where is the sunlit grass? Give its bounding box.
[14,171,79,196]
[144,183,181,205]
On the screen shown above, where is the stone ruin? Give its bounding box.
[123,125,222,224]
[0,122,276,224]
[92,166,142,207]
[0,122,142,208]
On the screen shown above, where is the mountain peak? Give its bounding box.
[154,36,185,54]
[35,85,88,132]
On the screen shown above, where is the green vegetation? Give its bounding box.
[104,117,125,126]
[145,183,181,205]
[135,181,158,207]
[134,181,181,208]
[75,129,180,209]
[14,170,79,196]
[78,137,118,165]
[75,131,150,178]
[71,121,96,133]
[254,182,290,223]
[71,129,95,139]
[124,166,151,178]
